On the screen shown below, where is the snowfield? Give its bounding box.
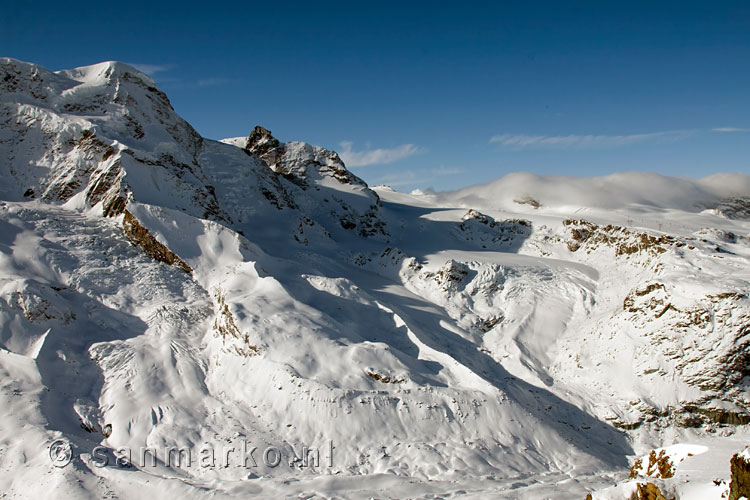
[1,57,749,499]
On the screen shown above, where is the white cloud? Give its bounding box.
[128,63,173,76]
[433,171,750,213]
[338,141,422,167]
[712,127,750,133]
[489,130,690,149]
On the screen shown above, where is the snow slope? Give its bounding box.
[1,58,750,499]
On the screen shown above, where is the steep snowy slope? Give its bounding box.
[1,58,749,500]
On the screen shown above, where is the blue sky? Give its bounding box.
[3,1,749,192]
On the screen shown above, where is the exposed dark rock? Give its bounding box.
[122,211,192,273]
[243,125,368,187]
[213,289,259,356]
[680,405,750,426]
[430,260,470,291]
[715,198,750,220]
[629,482,673,500]
[366,371,405,384]
[243,125,284,170]
[729,451,750,500]
[459,209,531,247]
[563,219,677,256]
[513,196,541,209]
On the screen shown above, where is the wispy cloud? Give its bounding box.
[126,65,233,88]
[712,127,750,133]
[338,141,423,167]
[490,127,750,150]
[489,130,691,149]
[128,63,174,76]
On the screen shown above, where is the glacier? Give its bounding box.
[1,57,749,499]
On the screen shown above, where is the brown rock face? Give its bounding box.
[242,125,369,187]
[729,452,750,500]
[122,211,192,273]
[243,125,284,171]
[630,482,673,500]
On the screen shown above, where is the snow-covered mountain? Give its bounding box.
[1,57,749,499]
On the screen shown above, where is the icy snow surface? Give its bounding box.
[1,57,750,499]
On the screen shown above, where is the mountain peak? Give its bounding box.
[243,125,284,171]
[56,60,156,87]
[234,125,369,188]
[246,125,278,147]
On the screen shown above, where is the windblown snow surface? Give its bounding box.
[1,58,749,499]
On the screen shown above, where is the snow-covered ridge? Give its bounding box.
[57,61,158,87]
[1,58,750,500]
[221,125,372,189]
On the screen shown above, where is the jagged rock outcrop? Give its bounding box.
[714,197,750,220]
[225,125,389,240]
[729,450,750,500]
[629,482,673,500]
[242,125,284,172]
[459,209,531,249]
[243,125,368,187]
[563,219,682,256]
[121,211,192,273]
